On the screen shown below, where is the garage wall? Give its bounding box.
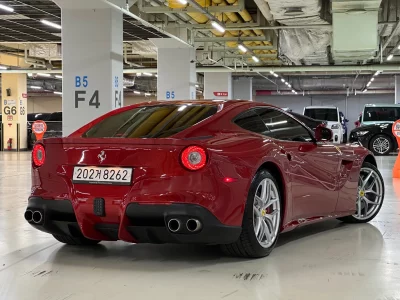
[27,95,155,114]
[255,94,395,132]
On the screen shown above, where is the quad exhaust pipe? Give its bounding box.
[167,218,202,233]
[186,219,202,232]
[25,210,43,225]
[167,219,181,233]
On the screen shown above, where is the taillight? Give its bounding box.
[32,144,46,167]
[181,146,207,171]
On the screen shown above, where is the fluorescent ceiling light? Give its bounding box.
[28,73,33,77]
[0,65,8,70]
[143,72,152,76]
[134,91,141,94]
[367,82,371,87]
[288,84,292,88]
[55,75,63,79]
[292,90,295,93]
[269,71,274,75]
[195,84,199,88]
[252,56,259,62]
[398,45,400,50]
[155,74,158,77]
[37,73,51,77]
[370,77,375,81]
[387,54,394,61]
[281,78,285,83]
[273,73,278,77]
[211,21,225,33]
[0,4,14,12]
[363,89,368,93]
[285,82,289,86]
[137,73,142,76]
[30,86,42,89]
[178,0,187,3]
[54,91,62,95]
[238,44,247,53]
[145,92,151,96]
[41,20,62,30]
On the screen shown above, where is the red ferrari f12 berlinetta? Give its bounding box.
[25,100,384,258]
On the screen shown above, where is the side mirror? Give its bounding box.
[315,125,333,142]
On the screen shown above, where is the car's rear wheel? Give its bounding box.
[338,162,384,223]
[370,134,392,156]
[221,169,282,258]
[53,234,101,246]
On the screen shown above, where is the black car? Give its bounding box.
[30,112,62,146]
[350,122,396,155]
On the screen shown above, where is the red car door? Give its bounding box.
[256,108,341,220]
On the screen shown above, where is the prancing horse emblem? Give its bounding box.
[98,151,106,163]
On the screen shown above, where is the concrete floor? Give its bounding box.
[0,152,399,300]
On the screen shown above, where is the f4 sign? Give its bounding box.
[75,76,100,109]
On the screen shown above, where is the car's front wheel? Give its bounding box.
[221,169,282,258]
[370,134,393,156]
[338,162,384,223]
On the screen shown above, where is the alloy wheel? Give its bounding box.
[372,137,390,154]
[353,167,384,220]
[253,178,281,248]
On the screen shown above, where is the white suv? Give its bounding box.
[303,106,343,144]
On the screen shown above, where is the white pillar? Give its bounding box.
[204,73,232,100]
[395,75,400,104]
[233,77,253,100]
[1,74,27,150]
[54,0,124,135]
[151,38,196,101]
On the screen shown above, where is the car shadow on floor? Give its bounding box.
[44,219,382,273]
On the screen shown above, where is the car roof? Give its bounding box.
[364,104,400,107]
[304,106,338,109]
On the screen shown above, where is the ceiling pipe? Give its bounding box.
[256,89,394,96]
[377,19,400,59]
[3,64,400,74]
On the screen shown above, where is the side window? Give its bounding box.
[233,109,268,135]
[256,108,313,142]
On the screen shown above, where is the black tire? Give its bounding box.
[220,169,282,258]
[369,134,393,156]
[338,162,384,223]
[53,234,101,246]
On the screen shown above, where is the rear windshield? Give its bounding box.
[83,104,217,138]
[304,108,338,122]
[363,106,400,122]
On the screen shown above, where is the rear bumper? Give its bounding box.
[26,197,241,245]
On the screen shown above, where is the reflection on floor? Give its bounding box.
[0,153,399,300]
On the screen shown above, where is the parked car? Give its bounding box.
[29,112,62,146]
[26,101,384,258]
[303,106,343,144]
[360,104,400,126]
[350,122,397,155]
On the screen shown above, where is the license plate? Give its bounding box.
[72,166,133,185]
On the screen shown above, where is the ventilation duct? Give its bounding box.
[28,44,61,59]
[264,0,331,65]
[331,0,382,63]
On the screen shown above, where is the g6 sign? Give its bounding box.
[3,106,16,115]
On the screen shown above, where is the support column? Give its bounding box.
[233,77,253,100]
[204,73,232,100]
[395,75,400,104]
[1,74,27,150]
[55,0,124,135]
[151,38,196,101]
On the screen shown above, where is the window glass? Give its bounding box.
[83,104,217,138]
[257,108,313,142]
[363,106,400,122]
[48,112,62,122]
[304,108,338,122]
[233,109,268,134]
[289,112,324,131]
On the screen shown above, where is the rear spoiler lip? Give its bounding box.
[42,137,210,146]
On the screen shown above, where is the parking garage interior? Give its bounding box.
[1,0,400,299]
